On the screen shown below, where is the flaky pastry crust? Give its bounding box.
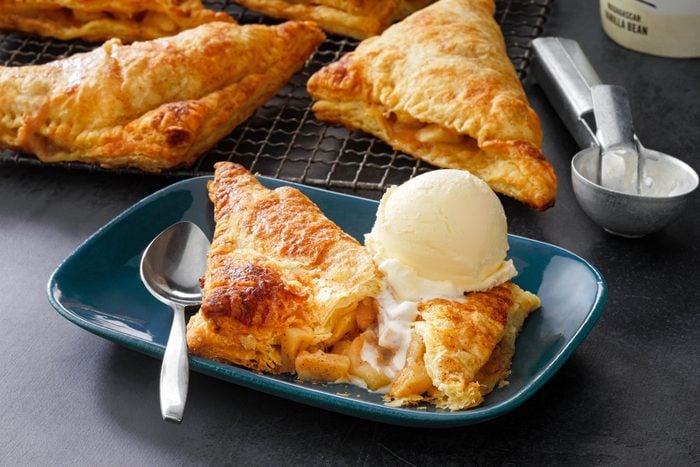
[307,0,557,209]
[0,0,233,42]
[186,162,382,373]
[387,282,540,410]
[0,21,324,171]
[232,0,434,39]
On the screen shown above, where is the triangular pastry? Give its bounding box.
[307,0,557,209]
[0,21,324,171]
[232,0,434,39]
[186,162,383,373]
[0,0,233,42]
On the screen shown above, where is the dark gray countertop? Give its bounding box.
[1,1,698,464]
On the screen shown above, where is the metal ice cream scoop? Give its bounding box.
[532,37,698,237]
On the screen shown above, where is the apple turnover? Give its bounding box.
[0,21,324,171]
[186,162,540,411]
[0,0,233,42]
[307,0,557,210]
[186,162,383,373]
[232,0,434,39]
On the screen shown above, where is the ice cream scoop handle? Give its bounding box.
[532,37,603,149]
[591,85,636,154]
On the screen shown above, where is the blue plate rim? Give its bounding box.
[46,175,608,428]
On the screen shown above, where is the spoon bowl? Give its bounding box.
[140,221,210,422]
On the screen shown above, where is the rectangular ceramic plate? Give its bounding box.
[47,176,607,427]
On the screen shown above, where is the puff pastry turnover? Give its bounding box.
[307,0,557,210]
[386,282,540,410]
[0,21,324,171]
[233,0,434,39]
[186,162,383,373]
[0,0,233,42]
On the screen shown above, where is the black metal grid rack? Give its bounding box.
[0,0,552,192]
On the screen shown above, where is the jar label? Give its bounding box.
[600,0,700,58]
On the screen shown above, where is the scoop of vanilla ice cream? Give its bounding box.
[365,169,516,301]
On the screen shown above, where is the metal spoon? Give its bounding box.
[140,221,210,423]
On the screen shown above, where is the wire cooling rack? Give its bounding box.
[0,0,552,192]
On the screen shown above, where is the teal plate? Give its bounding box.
[47,176,607,428]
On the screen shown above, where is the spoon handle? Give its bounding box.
[160,303,189,423]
